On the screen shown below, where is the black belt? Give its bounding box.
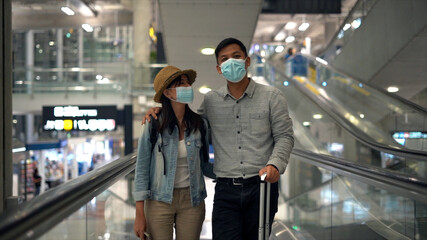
[216,176,260,186]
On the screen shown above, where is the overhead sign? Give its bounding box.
[43,105,117,131]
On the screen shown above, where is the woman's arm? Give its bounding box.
[133,123,153,201]
[200,118,216,179]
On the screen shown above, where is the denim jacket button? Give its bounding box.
[187,141,191,145]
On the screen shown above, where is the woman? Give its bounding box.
[133,66,215,240]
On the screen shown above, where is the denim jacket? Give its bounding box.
[133,118,215,207]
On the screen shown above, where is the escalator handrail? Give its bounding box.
[291,148,427,203]
[258,54,427,160]
[0,153,137,240]
[301,53,427,115]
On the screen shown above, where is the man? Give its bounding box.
[143,37,294,240]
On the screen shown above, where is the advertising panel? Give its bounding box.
[43,105,117,131]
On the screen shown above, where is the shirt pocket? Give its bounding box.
[249,111,270,135]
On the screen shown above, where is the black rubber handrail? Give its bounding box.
[0,153,137,240]
[0,150,425,239]
[291,148,427,203]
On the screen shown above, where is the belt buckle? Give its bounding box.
[232,178,243,186]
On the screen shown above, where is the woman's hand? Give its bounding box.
[141,107,162,124]
[134,202,147,239]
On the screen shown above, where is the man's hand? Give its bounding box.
[141,107,161,125]
[258,165,280,183]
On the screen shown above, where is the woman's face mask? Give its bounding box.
[219,58,247,83]
[167,86,194,104]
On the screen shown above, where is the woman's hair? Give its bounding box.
[158,76,202,134]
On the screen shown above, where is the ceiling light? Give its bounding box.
[298,23,310,31]
[201,48,215,55]
[61,6,75,16]
[285,36,295,43]
[387,86,399,93]
[199,86,212,94]
[275,45,284,53]
[98,78,110,84]
[352,18,362,29]
[284,22,297,30]
[96,75,103,80]
[343,23,351,31]
[316,57,328,65]
[274,31,286,41]
[303,121,310,126]
[82,24,94,32]
[313,114,322,119]
[72,0,97,17]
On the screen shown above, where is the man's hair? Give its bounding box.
[215,38,248,64]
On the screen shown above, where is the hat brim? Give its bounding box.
[153,69,196,103]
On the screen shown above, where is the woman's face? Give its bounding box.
[164,74,191,100]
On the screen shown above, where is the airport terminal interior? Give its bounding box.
[1,0,427,239]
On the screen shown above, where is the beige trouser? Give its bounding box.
[145,187,205,240]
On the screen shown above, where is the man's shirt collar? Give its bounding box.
[220,78,256,99]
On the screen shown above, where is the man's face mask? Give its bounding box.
[219,58,247,83]
[168,86,194,104]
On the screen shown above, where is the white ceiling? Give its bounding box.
[157,0,264,108]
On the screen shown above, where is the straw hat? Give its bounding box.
[153,66,197,103]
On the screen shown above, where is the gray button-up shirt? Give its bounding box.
[198,79,294,179]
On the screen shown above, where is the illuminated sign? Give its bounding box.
[43,105,117,131]
[393,131,427,139]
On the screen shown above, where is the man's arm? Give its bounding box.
[266,90,295,175]
[196,96,207,118]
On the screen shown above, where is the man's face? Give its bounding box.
[216,43,250,75]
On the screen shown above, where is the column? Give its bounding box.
[78,28,84,82]
[71,145,78,179]
[25,30,34,94]
[1,0,13,212]
[57,28,64,81]
[63,148,68,182]
[38,152,46,194]
[132,0,151,155]
[133,0,151,89]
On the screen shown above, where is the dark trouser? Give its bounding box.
[212,177,279,240]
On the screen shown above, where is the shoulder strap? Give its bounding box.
[149,116,159,153]
[199,120,209,162]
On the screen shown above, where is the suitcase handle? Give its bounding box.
[258,173,271,240]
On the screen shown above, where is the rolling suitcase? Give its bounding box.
[258,173,271,240]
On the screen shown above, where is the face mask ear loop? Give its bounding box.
[165,88,177,102]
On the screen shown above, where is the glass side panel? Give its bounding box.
[248,54,427,178]
[276,155,427,240]
[249,51,427,153]
[39,174,138,240]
